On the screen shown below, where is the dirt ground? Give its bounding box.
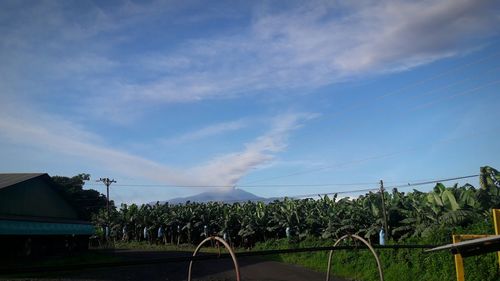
[0,249,348,281]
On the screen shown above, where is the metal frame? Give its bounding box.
[452,209,500,281]
[187,236,240,281]
[493,209,500,265]
[326,234,384,281]
[452,234,490,281]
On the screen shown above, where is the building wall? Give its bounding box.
[0,177,79,219]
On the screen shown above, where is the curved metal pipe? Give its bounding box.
[326,234,384,281]
[187,236,240,281]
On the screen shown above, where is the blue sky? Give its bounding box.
[1,0,499,204]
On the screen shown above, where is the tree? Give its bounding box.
[52,173,108,220]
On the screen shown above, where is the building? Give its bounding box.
[0,173,94,256]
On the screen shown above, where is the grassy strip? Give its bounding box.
[254,222,500,281]
[114,240,197,251]
[256,240,498,281]
[113,240,238,254]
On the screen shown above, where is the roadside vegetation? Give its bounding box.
[254,220,498,281]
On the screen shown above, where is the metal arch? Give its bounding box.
[187,236,240,281]
[326,234,384,281]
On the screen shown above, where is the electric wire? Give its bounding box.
[376,49,500,100]
[86,173,481,195]
[81,173,482,207]
[237,50,500,185]
[233,174,480,203]
[239,150,408,185]
[247,98,498,187]
[384,174,479,190]
[323,50,500,121]
[86,181,380,188]
[163,174,481,205]
[411,78,500,111]
[403,64,500,102]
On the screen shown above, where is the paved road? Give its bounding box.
[1,249,348,281]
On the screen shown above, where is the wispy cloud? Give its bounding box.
[1,0,498,123]
[122,0,500,103]
[160,119,248,145]
[0,99,314,190]
[190,113,318,187]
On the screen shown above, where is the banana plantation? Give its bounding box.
[93,166,500,247]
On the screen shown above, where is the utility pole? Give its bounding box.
[380,180,389,240]
[97,177,116,231]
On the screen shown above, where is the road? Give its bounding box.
[1,249,348,281]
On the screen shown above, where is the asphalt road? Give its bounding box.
[1,249,348,281]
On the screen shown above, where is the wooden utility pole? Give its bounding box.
[97,177,116,230]
[380,180,389,240]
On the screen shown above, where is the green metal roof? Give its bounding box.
[0,219,94,235]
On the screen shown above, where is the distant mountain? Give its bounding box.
[158,188,265,204]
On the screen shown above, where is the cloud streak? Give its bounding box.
[0,100,313,189]
[160,119,248,145]
[191,113,318,187]
[1,0,498,123]
[122,0,500,103]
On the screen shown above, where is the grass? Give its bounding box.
[114,240,237,254]
[115,240,197,251]
[256,238,497,281]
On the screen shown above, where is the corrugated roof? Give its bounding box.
[0,173,47,190]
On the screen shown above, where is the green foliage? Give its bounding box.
[52,173,108,220]
[94,166,500,248]
[254,221,499,281]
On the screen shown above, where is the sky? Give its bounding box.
[1,0,500,205]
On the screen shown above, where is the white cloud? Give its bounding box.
[122,0,500,103]
[1,0,498,123]
[160,119,248,145]
[190,113,318,187]
[0,100,314,191]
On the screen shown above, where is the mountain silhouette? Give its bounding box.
[159,188,265,204]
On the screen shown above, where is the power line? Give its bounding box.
[376,50,500,100]
[200,174,479,204]
[325,49,500,120]
[290,188,379,200]
[85,173,482,194]
[385,174,479,190]
[239,151,407,185]
[285,174,479,200]
[171,174,478,204]
[411,78,500,111]
[239,123,499,186]
[236,51,500,186]
[218,174,481,203]
[85,181,380,188]
[403,64,500,103]
[96,172,480,205]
